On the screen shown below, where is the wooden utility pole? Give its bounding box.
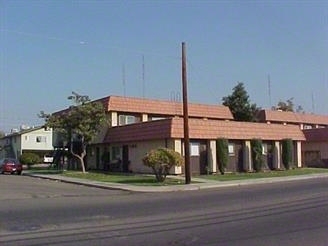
[182,42,191,184]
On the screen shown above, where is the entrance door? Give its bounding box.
[122,145,129,172]
[199,142,208,174]
[190,141,208,175]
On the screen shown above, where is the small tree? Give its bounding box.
[216,138,228,175]
[251,139,263,172]
[20,153,42,169]
[282,138,293,170]
[40,92,107,173]
[142,148,184,182]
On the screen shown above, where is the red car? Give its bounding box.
[0,158,23,175]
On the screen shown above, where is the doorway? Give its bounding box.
[122,145,129,172]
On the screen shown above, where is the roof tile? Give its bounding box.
[303,128,328,142]
[97,95,233,120]
[259,109,328,125]
[105,118,305,143]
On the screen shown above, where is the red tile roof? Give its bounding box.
[97,95,233,120]
[105,117,305,144]
[303,128,328,142]
[258,109,328,125]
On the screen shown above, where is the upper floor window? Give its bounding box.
[149,116,166,121]
[303,124,313,130]
[36,136,47,143]
[119,115,136,126]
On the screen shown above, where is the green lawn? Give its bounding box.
[27,168,185,186]
[27,167,328,185]
[198,168,328,181]
[62,171,186,186]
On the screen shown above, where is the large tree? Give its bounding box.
[222,82,259,122]
[40,92,107,173]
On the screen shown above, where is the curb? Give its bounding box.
[23,172,328,193]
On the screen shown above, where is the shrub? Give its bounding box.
[282,138,293,170]
[142,148,184,182]
[20,152,42,168]
[216,138,228,175]
[251,139,263,172]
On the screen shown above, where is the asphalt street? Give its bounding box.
[1,175,328,246]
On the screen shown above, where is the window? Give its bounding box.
[150,116,165,121]
[111,146,121,159]
[190,143,200,156]
[303,125,312,129]
[228,143,234,156]
[36,136,46,143]
[119,115,136,126]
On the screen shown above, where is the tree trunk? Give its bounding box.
[70,145,87,173]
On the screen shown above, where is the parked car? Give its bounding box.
[0,158,23,175]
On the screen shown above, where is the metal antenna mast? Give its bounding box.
[268,74,272,108]
[312,92,315,113]
[122,64,126,97]
[142,55,145,98]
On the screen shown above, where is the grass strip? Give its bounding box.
[27,167,328,185]
[198,168,328,181]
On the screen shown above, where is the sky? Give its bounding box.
[0,0,327,133]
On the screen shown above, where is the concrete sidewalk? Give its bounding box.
[23,172,328,192]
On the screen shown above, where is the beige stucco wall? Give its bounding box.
[273,141,281,169]
[296,141,302,167]
[91,126,109,144]
[87,140,169,172]
[110,112,118,127]
[244,140,252,171]
[171,139,182,174]
[88,139,184,174]
[87,138,306,174]
[208,140,217,173]
[128,139,168,173]
[142,114,148,122]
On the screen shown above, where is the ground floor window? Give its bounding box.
[111,146,121,160]
[190,143,199,156]
[228,143,235,156]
